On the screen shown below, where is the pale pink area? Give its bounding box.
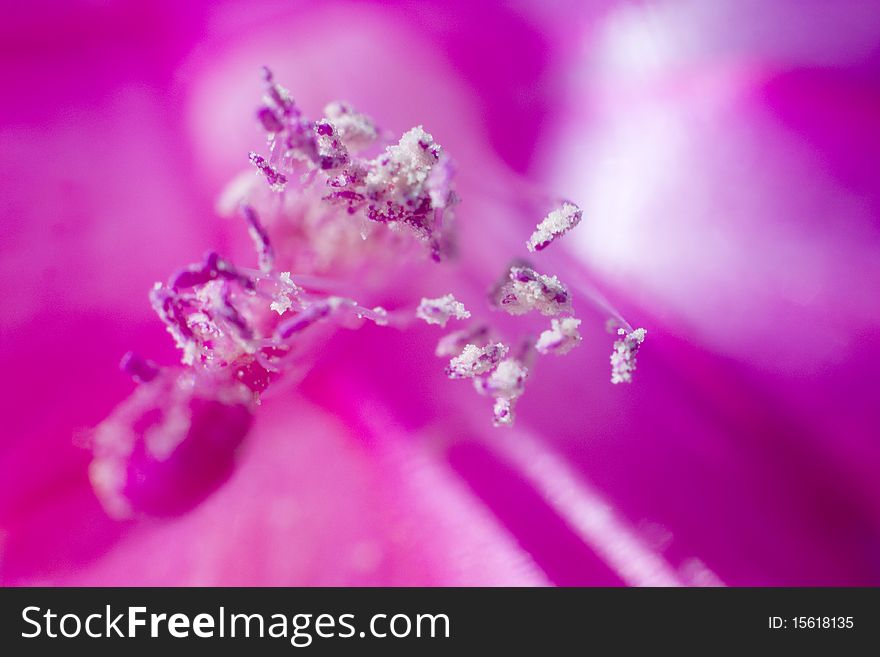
[44,396,545,586]
[546,0,880,372]
[0,0,573,586]
[534,0,880,584]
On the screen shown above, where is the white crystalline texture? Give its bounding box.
[446,343,509,379]
[151,279,256,368]
[492,398,515,427]
[416,293,471,327]
[248,152,287,192]
[610,327,647,384]
[323,101,378,152]
[270,296,293,316]
[366,126,441,203]
[254,72,455,259]
[439,328,530,427]
[474,358,529,428]
[353,305,390,326]
[475,358,529,400]
[314,119,350,170]
[495,266,572,316]
[270,272,299,316]
[536,317,582,356]
[527,202,583,252]
[369,306,389,326]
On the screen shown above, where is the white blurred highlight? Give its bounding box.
[359,402,551,585]
[592,0,880,80]
[390,440,551,585]
[545,0,880,371]
[493,430,724,587]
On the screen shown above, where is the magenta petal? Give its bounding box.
[91,370,253,518]
[47,395,549,586]
[3,0,879,588]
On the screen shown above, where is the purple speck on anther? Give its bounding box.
[260,66,296,118]
[248,151,288,191]
[257,107,284,133]
[171,262,217,290]
[218,288,254,341]
[241,205,274,273]
[151,285,196,340]
[276,302,333,339]
[171,252,255,293]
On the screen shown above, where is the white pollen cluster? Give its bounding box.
[270,272,299,316]
[446,343,509,379]
[203,70,655,436]
[492,398,515,427]
[527,202,582,252]
[323,101,378,152]
[495,266,572,317]
[369,306,389,326]
[474,359,530,427]
[536,317,582,356]
[416,294,471,327]
[610,327,647,384]
[366,126,441,200]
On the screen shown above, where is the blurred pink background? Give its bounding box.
[1,0,879,585]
